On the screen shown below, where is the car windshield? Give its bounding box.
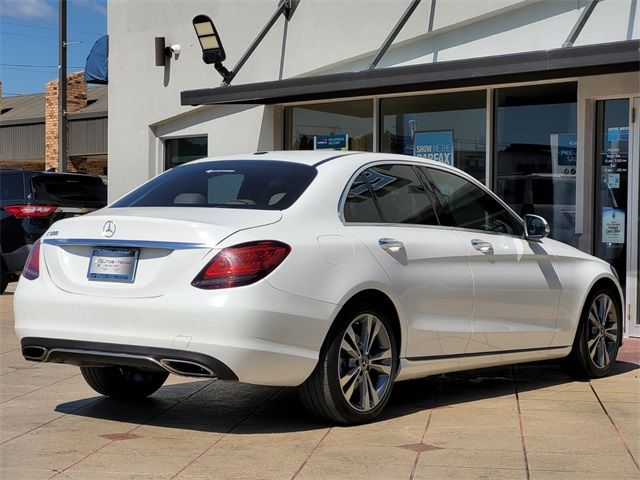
[111,160,317,210]
[31,174,107,208]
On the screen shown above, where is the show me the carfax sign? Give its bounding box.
[414,130,454,166]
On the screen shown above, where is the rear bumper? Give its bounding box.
[14,273,338,386]
[21,337,238,379]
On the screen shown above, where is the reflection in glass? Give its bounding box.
[381,91,486,182]
[164,136,208,170]
[595,99,629,289]
[285,100,373,152]
[494,83,578,247]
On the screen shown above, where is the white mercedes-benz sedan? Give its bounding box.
[15,151,624,424]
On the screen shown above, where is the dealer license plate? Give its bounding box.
[87,248,139,283]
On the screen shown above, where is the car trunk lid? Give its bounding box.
[42,207,282,298]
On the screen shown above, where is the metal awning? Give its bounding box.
[181,40,639,106]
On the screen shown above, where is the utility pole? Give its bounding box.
[58,0,67,172]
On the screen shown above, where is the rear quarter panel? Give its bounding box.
[215,156,409,356]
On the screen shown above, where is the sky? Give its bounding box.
[0,0,107,96]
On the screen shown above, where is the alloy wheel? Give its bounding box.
[338,313,393,412]
[587,293,619,369]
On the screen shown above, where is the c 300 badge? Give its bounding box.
[102,221,116,238]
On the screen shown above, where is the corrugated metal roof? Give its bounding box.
[0,93,44,124]
[69,86,108,119]
[0,85,107,126]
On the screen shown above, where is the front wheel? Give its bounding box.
[299,304,398,424]
[81,366,168,399]
[567,288,622,378]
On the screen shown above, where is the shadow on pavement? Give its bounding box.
[55,359,638,434]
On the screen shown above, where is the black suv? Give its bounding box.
[0,170,107,293]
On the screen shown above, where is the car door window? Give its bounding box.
[343,173,382,223]
[424,167,523,235]
[366,165,438,225]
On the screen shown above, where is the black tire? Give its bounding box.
[299,303,398,424]
[0,274,8,295]
[80,366,168,399]
[0,259,10,294]
[566,287,622,378]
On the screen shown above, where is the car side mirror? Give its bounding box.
[524,214,550,240]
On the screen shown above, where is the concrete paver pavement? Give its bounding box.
[1,284,638,479]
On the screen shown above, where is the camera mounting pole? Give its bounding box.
[368,0,421,70]
[222,0,298,85]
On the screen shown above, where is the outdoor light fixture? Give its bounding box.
[193,1,298,86]
[192,15,230,81]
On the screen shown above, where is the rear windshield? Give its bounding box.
[111,160,317,210]
[31,174,107,208]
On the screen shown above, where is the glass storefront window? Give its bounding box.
[594,99,629,289]
[381,91,486,182]
[165,136,208,170]
[285,100,373,152]
[494,83,578,247]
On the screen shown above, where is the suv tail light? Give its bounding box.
[4,205,58,218]
[192,241,291,290]
[23,239,41,280]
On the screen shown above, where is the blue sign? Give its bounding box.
[557,133,577,166]
[414,131,454,165]
[314,134,348,150]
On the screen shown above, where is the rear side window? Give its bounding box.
[0,174,25,202]
[112,160,317,210]
[367,165,438,225]
[343,173,382,223]
[31,175,107,208]
[424,167,523,235]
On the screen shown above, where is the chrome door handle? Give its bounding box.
[378,238,405,253]
[471,239,494,254]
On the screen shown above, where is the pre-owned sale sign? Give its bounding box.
[414,131,454,166]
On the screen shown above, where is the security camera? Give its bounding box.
[165,44,181,59]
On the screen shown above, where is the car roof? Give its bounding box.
[189,151,452,168]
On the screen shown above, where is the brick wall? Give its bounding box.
[0,160,45,171]
[45,72,87,171]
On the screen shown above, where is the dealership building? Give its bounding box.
[107,0,639,335]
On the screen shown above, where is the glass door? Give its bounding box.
[595,99,629,288]
[594,98,638,337]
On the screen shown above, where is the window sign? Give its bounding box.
[414,130,454,165]
[551,133,577,175]
[314,134,349,151]
[601,208,625,244]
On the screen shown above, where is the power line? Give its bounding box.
[0,31,58,40]
[1,20,103,37]
[0,31,90,43]
[1,63,84,68]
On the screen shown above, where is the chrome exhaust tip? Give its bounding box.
[159,358,215,377]
[22,346,49,361]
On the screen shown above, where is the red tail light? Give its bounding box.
[192,241,291,290]
[23,239,41,280]
[4,205,58,218]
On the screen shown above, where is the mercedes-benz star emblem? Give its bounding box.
[102,221,116,238]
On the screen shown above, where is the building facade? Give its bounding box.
[107,0,639,335]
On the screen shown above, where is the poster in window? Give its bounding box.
[413,131,454,166]
[601,208,625,244]
[550,133,577,175]
[314,134,349,151]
